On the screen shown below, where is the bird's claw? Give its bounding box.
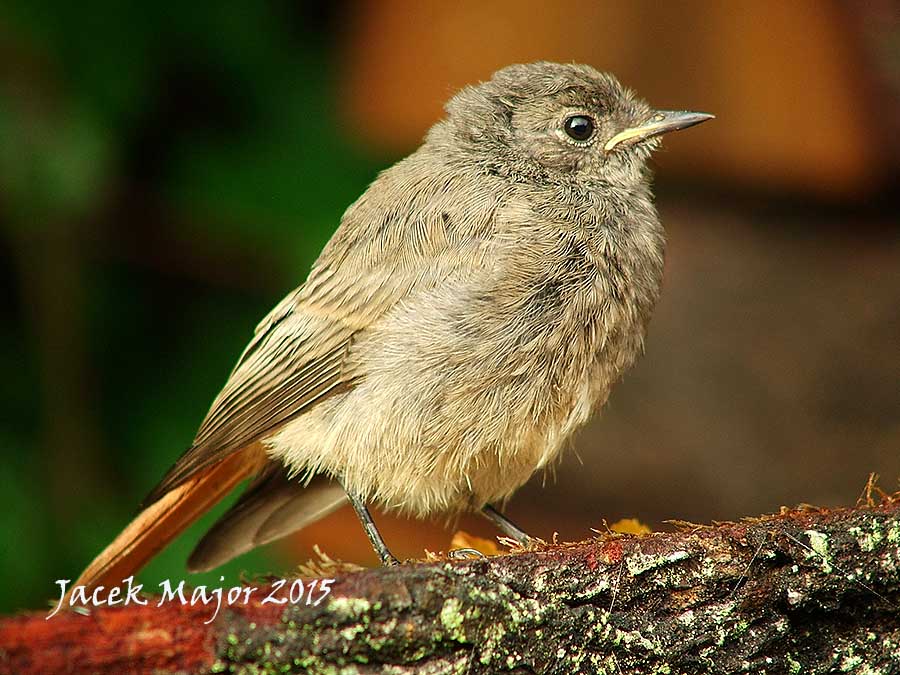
[448,547,487,560]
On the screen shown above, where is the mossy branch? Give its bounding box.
[2,497,900,674]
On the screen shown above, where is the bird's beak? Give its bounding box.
[604,110,715,152]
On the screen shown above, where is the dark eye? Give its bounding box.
[563,115,595,142]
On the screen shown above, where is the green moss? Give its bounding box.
[805,530,834,573]
[326,596,372,620]
[440,598,467,642]
[841,654,863,671]
[339,624,365,641]
[887,522,900,544]
[850,522,885,553]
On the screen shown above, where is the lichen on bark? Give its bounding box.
[2,499,899,674]
[211,502,900,674]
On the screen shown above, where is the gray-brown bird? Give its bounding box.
[74,62,712,589]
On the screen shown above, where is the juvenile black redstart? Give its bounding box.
[75,61,712,587]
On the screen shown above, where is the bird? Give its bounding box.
[73,61,712,590]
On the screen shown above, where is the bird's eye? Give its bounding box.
[563,115,595,142]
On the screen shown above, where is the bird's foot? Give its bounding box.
[448,547,487,560]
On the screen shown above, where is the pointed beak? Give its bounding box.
[604,110,715,152]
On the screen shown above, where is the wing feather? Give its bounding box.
[143,162,502,506]
[143,321,353,504]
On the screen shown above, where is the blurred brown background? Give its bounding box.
[0,0,897,612]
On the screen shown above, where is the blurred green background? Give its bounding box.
[1,1,898,613]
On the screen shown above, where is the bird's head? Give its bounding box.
[437,61,713,185]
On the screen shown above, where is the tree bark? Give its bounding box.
[2,498,899,674]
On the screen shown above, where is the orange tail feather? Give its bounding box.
[72,448,264,595]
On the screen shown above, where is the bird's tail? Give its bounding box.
[71,448,264,595]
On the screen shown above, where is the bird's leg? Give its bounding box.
[481,503,538,546]
[340,483,399,566]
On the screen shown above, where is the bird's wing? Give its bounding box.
[140,289,355,504]
[143,170,501,505]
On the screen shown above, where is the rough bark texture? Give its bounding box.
[2,499,900,674]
